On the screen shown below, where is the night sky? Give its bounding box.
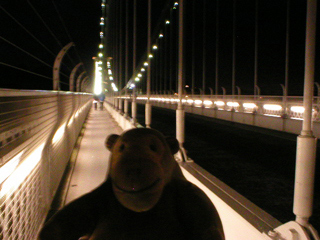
[0,0,319,95]
[0,0,101,91]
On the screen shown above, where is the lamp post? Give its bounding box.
[293,0,318,230]
[176,0,186,153]
[145,0,152,128]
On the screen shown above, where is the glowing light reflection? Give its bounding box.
[291,106,305,113]
[0,143,45,198]
[203,100,213,106]
[214,101,225,106]
[52,122,67,144]
[243,103,257,108]
[0,152,23,185]
[227,102,240,107]
[263,104,282,111]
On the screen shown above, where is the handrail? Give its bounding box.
[0,89,92,239]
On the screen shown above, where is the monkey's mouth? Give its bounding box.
[113,178,161,194]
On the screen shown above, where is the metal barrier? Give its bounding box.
[117,94,320,139]
[0,89,92,240]
[133,94,320,121]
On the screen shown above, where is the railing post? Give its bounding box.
[69,63,83,92]
[53,42,74,91]
[280,84,288,118]
[176,0,185,152]
[76,72,86,92]
[124,90,129,117]
[119,96,123,113]
[145,0,152,128]
[81,76,89,92]
[132,88,137,123]
[114,96,118,110]
[293,0,318,231]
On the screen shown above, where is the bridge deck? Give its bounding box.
[64,105,122,205]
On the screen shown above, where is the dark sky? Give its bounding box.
[0,0,319,95]
[0,0,101,91]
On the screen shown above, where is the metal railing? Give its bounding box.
[0,89,92,240]
[128,94,320,121]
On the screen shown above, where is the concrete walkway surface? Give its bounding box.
[64,106,123,204]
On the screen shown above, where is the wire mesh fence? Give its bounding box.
[0,89,92,240]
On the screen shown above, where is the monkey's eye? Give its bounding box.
[150,144,157,152]
[119,144,125,151]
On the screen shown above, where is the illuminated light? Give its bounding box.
[100,32,103,36]
[187,99,194,104]
[214,101,225,106]
[144,62,149,66]
[153,45,158,50]
[0,151,23,185]
[135,77,140,81]
[291,106,305,113]
[100,21,104,26]
[227,102,240,107]
[263,104,282,111]
[101,17,104,21]
[68,116,74,127]
[98,53,103,57]
[0,143,45,198]
[243,103,257,108]
[111,82,118,92]
[99,44,104,49]
[185,85,189,88]
[102,3,105,7]
[138,73,142,77]
[108,69,112,75]
[159,33,164,38]
[141,68,146,72]
[52,122,67,144]
[109,76,114,80]
[203,100,213,106]
[94,61,103,94]
[148,54,153,58]
[174,2,179,6]
[194,100,203,105]
[166,20,170,24]
[130,83,135,89]
[264,114,281,117]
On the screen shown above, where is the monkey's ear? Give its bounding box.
[105,134,119,151]
[165,137,180,155]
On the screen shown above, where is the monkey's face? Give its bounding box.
[106,128,179,212]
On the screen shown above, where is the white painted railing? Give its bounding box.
[0,89,92,240]
[113,94,320,139]
[133,94,320,120]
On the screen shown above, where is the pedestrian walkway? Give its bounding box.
[64,105,123,204]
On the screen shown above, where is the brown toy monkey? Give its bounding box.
[39,128,224,240]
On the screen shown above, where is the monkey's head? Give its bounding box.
[105,128,181,212]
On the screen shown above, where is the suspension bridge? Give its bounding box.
[0,0,319,239]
